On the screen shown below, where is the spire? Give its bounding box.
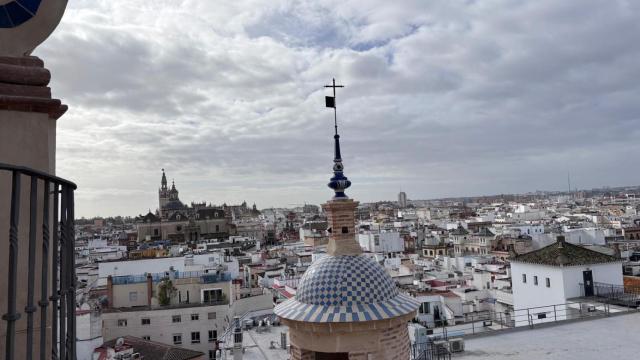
[324,78,351,200]
[161,168,167,190]
[171,179,176,191]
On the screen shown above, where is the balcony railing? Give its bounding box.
[1,163,77,360]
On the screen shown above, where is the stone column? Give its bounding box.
[0,56,67,359]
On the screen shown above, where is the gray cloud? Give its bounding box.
[34,0,640,216]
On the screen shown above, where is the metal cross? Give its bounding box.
[325,78,344,135]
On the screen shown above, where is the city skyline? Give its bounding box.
[36,0,640,217]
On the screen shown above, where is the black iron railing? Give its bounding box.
[579,282,640,307]
[1,163,77,360]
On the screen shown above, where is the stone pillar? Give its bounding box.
[146,274,153,306]
[107,275,114,308]
[0,56,68,359]
[322,199,361,256]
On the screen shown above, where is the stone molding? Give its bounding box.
[0,56,66,119]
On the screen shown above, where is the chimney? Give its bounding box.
[107,275,114,308]
[613,243,622,259]
[146,274,153,307]
[507,244,518,259]
[557,235,566,248]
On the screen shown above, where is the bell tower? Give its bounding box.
[158,169,169,214]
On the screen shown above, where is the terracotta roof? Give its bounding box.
[99,336,203,360]
[512,236,620,267]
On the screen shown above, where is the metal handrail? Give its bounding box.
[0,162,77,189]
[1,164,77,360]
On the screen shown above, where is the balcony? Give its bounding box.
[1,163,77,360]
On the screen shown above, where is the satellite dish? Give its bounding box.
[115,337,125,347]
[0,0,68,56]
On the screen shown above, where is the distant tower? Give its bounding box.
[274,79,419,359]
[398,191,408,208]
[159,169,169,213]
[169,179,179,201]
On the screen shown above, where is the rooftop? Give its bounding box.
[456,312,640,359]
[96,336,203,360]
[512,236,620,266]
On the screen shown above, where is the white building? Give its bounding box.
[358,231,404,253]
[511,236,623,326]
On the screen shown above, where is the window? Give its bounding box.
[191,313,199,321]
[209,350,216,360]
[173,334,182,345]
[141,318,150,325]
[191,331,201,344]
[177,225,182,231]
[142,335,150,341]
[208,330,217,342]
[341,226,349,234]
[129,292,138,302]
[374,235,380,246]
[208,312,217,320]
[522,274,527,284]
[533,276,538,286]
[203,289,223,303]
[172,315,181,323]
[117,319,127,327]
[419,302,430,314]
[154,229,159,236]
[546,278,551,288]
[216,225,220,232]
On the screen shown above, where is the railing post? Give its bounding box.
[3,171,22,360]
[25,176,39,360]
[67,187,77,360]
[58,187,67,360]
[50,184,59,360]
[39,180,50,360]
[471,314,475,334]
[554,305,557,322]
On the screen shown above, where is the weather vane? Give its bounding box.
[324,78,351,199]
[324,78,344,135]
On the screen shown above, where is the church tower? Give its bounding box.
[159,169,169,215]
[274,80,419,360]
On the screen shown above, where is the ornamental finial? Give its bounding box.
[324,78,351,199]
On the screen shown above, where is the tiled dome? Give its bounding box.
[274,255,419,323]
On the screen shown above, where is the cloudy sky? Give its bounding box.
[36,0,640,217]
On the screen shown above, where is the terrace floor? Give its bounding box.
[455,312,640,360]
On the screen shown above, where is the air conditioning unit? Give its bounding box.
[432,340,449,354]
[449,338,465,353]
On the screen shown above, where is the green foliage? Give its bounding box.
[157,278,176,306]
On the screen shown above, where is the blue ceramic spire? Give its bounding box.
[324,79,351,199]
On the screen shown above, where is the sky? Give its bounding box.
[35,0,640,217]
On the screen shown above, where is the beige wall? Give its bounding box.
[284,313,413,360]
[103,303,228,355]
[113,283,149,308]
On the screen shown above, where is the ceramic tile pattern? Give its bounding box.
[275,255,419,323]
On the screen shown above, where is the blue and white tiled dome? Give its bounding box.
[274,255,419,323]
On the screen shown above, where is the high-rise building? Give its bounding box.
[274,87,419,359]
[398,191,408,208]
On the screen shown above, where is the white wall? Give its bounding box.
[511,261,623,326]
[99,254,240,279]
[511,262,566,311]
[561,262,623,298]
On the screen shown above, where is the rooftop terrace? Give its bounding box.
[455,312,640,359]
